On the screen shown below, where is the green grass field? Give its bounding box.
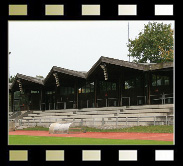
[9,135,173,145]
[20,125,173,133]
[10,125,173,145]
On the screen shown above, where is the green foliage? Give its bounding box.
[9,75,16,83]
[127,22,174,63]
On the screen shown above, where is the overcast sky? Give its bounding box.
[9,20,174,78]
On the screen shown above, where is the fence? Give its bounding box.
[13,115,174,128]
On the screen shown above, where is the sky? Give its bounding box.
[8,20,174,78]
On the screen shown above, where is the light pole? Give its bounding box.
[9,52,11,80]
[128,22,130,62]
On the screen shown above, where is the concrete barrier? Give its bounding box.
[9,121,15,131]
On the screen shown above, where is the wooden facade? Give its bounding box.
[9,56,174,111]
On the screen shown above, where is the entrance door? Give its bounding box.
[98,81,118,107]
[31,93,40,110]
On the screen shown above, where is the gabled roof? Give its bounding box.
[86,56,145,78]
[86,56,173,77]
[10,73,44,90]
[11,56,174,88]
[53,66,86,78]
[43,66,86,84]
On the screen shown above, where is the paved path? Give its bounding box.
[9,130,173,141]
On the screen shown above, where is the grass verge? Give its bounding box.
[20,125,173,133]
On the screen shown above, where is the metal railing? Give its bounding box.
[15,115,174,128]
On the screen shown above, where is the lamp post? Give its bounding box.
[128,22,130,62]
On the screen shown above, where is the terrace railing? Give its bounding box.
[16,115,174,129]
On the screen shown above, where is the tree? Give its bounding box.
[9,75,16,83]
[127,22,174,63]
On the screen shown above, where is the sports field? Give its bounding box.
[9,135,173,145]
[9,125,174,145]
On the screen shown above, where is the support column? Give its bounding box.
[118,78,122,106]
[121,71,125,106]
[40,88,43,110]
[142,72,146,104]
[55,85,58,109]
[94,79,98,108]
[11,91,14,112]
[74,79,78,109]
[27,90,31,110]
[147,71,151,105]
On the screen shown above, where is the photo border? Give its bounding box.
[0,0,179,166]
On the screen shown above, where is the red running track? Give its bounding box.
[9,130,173,141]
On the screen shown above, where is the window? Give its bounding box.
[86,84,90,93]
[99,81,116,91]
[61,87,74,95]
[68,87,71,94]
[125,79,135,89]
[71,88,74,94]
[14,91,20,99]
[81,85,86,93]
[60,87,66,95]
[136,76,141,87]
[152,75,170,86]
[79,83,94,94]
[107,82,111,91]
[152,74,157,86]
[31,90,39,94]
[163,76,170,86]
[90,82,94,92]
[46,91,52,94]
[157,75,162,86]
[99,81,106,91]
[111,83,116,90]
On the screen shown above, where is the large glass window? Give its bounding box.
[136,76,141,87]
[111,83,116,90]
[107,82,111,91]
[163,76,170,85]
[157,75,162,86]
[152,74,170,86]
[90,82,94,92]
[68,87,72,94]
[152,74,157,86]
[60,87,74,95]
[99,81,116,91]
[46,91,52,94]
[99,81,106,91]
[81,85,86,93]
[14,91,20,99]
[86,84,91,93]
[125,79,135,89]
[31,90,39,94]
[79,82,95,93]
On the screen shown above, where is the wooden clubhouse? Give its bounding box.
[9,56,173,111]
